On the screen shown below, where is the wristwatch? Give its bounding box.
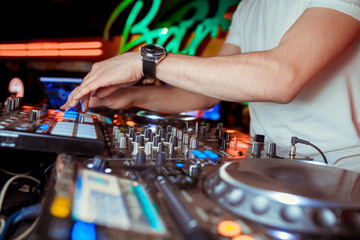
[140,44,167,84]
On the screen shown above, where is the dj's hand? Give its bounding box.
[87,86,142,110]
[61,52,143,112]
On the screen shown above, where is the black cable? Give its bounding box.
[0,203,42,240]
[291,136,328,164]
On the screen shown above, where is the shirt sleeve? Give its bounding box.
[308,0,360,20]
[225,3,243,47]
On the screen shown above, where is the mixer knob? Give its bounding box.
[113,126,119,136]
[132,142,140,155]
[169,142,175,155]
[171,127,177,137]
[251,142,262,158]
[156,152,166,165]
[200,126,206,136]
[183,133,189,145]
[164,132,171,142]
[148,131,154,142]
[169,136,178,147]
[29,110,37,122]
[157,142,163,152]
[144,142,152,155]
[128,128,135,140]
[183,122,189,131]
[153,135,160,148]
[267,142,277,158]
[156,126,162,134]
[119,136,127,149]
[135,135,145,147]
[135,151,146,165]
[144,128,151,139]
[189,137,198,149]
[113,128,121,140]
[177,130,183,141]
[158,129,165,139]
[189,165,200,177]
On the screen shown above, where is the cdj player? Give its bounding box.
[1,100,360,240]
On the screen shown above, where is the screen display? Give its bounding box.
[39,77,82,109]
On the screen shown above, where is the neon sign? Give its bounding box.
[104,0,241,55]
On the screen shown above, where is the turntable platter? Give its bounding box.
[204,158,360,238]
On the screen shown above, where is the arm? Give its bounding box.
[86,43,241,113]
[67,7,360,110]
[156,8,360,103]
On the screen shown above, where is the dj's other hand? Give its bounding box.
[62,52,143,112]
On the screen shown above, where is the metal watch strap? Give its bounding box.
[142,59,156,79]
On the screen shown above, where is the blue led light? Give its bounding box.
[203,150,219,160]
[175,162,184,168]
[192,150,207,159]
[38,124,49,130]
[71,221,96,240]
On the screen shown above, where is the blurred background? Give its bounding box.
[0,0,249,132]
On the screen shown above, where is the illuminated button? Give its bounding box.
[217,220,242,237]
[203,150,219,160]
[50,196,71,218]
[71,221,96,240]
[232,235,256,240]
[175,162,184,168]
[192,150,207,159]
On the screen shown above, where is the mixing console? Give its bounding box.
[0,98,104,156]
[2,100,359,240]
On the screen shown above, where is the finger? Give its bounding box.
[61,86,80,110]
[80,93,90,112]
[73,78,101,101]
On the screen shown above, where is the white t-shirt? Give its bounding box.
[225,0,360,171]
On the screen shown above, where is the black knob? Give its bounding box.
[153,135,160,147]
[158,129,165,139]
[251,142,261,158]
[144,128,151,139]
[29,110,37,122]
[267,143,277,158]
[156,152,166,165]
[253,134,265,143]
[128,128,135,140]
[169,136,178,147]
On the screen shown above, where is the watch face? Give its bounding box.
[142,44,166,57]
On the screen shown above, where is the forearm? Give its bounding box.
[134,86,220,113]
[156,51,294,104]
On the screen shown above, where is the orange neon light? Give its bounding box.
[0,41,103,57]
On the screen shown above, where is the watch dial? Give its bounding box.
[144,44,166,56]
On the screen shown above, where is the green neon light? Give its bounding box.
[104,0,241,55]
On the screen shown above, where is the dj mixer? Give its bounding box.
[0,98,104,156]
[1,99,360,240]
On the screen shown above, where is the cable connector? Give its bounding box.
[290,136,328,164]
